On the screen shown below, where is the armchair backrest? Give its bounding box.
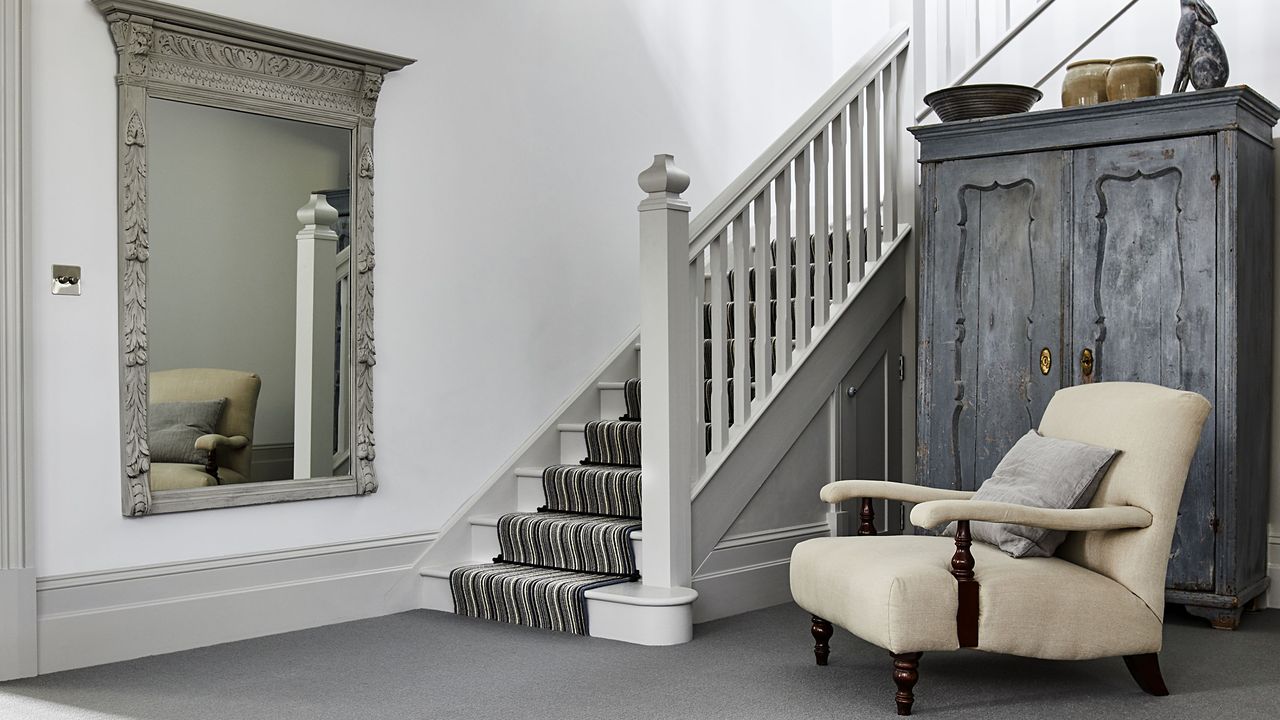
[1038,382,1210,621]
[151,368,262,479]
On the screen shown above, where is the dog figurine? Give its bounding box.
[1174,0,1229,91]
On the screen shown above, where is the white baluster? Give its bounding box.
[752,191,772,398]
[866,75,882,268]
[831,110,847,302]
[883,61,899,245]
[794,147,812,351]
[692,249,705,476]
[813,131,830,327]
[774,166,792,374]
[637,154,694,590]
[731,212,751,427]
[708,232,729,453]
[849,96,865,284]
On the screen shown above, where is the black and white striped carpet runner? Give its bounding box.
[451,232,844,635]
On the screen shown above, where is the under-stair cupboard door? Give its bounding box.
[1069,137,1219,592]
[919,151,1070,492]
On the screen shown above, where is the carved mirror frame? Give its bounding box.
[94,0,413,516]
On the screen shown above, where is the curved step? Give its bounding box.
[419,564,695,645]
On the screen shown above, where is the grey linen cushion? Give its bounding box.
[946,430,1119,558]
[149,399,226,465]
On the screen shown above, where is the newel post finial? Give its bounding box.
[638,153,691,206]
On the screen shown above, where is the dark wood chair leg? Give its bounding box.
[1123,653,1169,696]
[858,497,878,536]
[811,616,833,666]
[891,652,922,716]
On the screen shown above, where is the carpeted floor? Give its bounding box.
[2,603,1278,719]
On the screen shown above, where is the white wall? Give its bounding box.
[27,0,897,578]
[148,99,349,449]
[968,0,1280,602]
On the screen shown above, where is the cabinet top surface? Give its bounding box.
[911,86,1279,163]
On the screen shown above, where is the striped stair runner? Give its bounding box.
[449,232,850,635]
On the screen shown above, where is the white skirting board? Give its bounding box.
[691,522,829,624]
[36,531,436,674]
[0,569,37,680]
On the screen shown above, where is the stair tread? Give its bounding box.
[514,466,545,477]
[584,582,698,606]
[471,511,645,539]
[558,423,587,432]
[597,381,628,390]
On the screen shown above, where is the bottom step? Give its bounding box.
[420,564,696,646]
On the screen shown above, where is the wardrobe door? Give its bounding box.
[1070,136,1218,591]
[919,151,1070,491]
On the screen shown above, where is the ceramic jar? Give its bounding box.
[1062,59,1111,107]
[1107,56,1164,101]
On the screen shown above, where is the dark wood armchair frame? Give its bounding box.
[808,499,1168,716]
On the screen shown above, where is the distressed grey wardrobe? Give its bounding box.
[910,87,1277,629]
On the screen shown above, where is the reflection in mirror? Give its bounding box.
[146,98,353,490]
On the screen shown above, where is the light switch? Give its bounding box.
[52,264,81,296]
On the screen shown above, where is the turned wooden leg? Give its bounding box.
[891,652,922,716]
[858,497,878,536]
[811,616,833,666]
[1123,653,1169,696]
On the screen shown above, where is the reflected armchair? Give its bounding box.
[150,368,262,490]
[790,382,1211,715]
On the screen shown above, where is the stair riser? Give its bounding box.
[599,387,627,421]
[516,473,543,512]
[468,520,643,569]
[559,428,587,465]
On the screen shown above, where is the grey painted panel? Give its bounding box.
[1071,136,1218,592]
[921,151,1067,491]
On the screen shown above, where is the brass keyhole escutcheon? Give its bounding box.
[1080,348,1095,378]
[1039,348,1052,375]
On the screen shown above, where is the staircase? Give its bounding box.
[417,26,917,644]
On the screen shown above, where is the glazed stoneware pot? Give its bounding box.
[1062,59,1111,107]
[1107,56,1164,100]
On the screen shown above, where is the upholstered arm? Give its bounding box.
[910,499,1153,532]
[194,433,249,452]
[819,480,975,505]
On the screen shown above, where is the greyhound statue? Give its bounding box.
[1174,0,1229,91]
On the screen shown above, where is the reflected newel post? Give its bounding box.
[294,194,340,479]
[637,154,695,590]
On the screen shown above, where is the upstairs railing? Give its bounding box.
[636,26,911,590]
[913,0,1055,120]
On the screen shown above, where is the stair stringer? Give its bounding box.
[691,229,909,572]
[405,329,638,588]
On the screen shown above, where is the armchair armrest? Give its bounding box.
[819,480,975,505]
[195,434,249,452]
[910,500,1152,532]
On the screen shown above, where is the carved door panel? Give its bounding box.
[1070,136,1218,591]
[921,151,1070,491]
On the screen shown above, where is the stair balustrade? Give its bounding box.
[637,26,911,591]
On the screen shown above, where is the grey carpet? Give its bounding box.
[2,603,1278,720]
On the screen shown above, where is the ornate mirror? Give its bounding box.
[94,0,413,515]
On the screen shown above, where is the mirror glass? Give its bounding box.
[145,98,353,490]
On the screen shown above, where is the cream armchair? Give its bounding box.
[150,368,262,490]
[790,382,1211,715]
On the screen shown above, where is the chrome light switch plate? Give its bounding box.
[52,264,81,296]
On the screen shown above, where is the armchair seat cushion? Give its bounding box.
[791,535,1162,660]
[150,463,247,490]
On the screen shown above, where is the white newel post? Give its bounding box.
[294,194,339,478]
[637,154,695,590]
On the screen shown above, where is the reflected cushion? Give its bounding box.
[947,430,1118,558]
[149,399,226,465]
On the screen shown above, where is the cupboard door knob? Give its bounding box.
[1040,348,1052,375]
[1080,348,1095,380]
